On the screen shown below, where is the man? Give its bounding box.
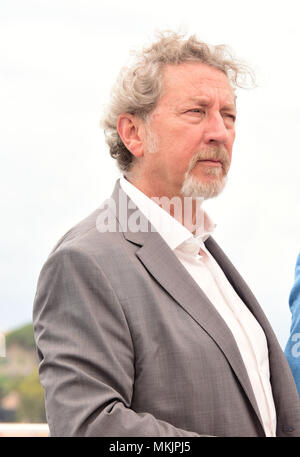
[33,31,300,437]
[285,253,300,395]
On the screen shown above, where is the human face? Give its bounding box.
[141,62,236,200]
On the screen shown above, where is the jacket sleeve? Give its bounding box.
[33,246,202,437]
[284,253,300,396]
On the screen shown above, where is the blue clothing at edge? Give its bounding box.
[285,253,300,396]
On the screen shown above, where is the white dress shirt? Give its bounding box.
[120,175,277,437]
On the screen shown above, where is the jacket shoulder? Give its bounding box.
[49,203,122,258]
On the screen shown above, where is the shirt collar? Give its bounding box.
[120,175,216,252]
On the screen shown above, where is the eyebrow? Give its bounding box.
[185,96,237,109]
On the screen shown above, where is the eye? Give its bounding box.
[223,113,236,122]
[186,108,205,114]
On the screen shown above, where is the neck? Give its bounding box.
[124,175,204,234]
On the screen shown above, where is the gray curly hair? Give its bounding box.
[101,31,253,174]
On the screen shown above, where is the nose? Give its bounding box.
[203,112,231,145]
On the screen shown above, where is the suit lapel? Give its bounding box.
[136,235,263,427]
[204,236,278,340]
[110,180,264,431]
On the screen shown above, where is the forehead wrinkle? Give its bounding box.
[183,90,236,109]
[158,64,236,110]
[181,77,235,103]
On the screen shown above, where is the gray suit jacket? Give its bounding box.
[33,179,300,437]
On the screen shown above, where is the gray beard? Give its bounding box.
[180,172,227,199]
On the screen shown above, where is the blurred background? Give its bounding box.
[0,0,299,430]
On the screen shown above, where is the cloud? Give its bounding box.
[1,0,299,348]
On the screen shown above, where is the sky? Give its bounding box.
[1,0,299,348]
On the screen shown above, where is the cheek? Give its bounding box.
[227,131,235,157]
[230,130,236,147]
[151,121,203,172]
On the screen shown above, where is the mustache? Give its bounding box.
[187,146,230,173]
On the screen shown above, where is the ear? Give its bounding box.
[117,114,144,158]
